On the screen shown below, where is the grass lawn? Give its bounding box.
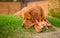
[0,15,36,38]
[0,15,60,38]
[46,16,60,28]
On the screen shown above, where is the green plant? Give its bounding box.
[49,8,60,19]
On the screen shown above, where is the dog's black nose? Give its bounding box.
[22,24,24,27]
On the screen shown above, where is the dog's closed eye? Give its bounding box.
[26,17,32,21]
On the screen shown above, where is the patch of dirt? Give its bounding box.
[30,27,60,38]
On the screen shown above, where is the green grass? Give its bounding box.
[46,16,60,28]
[0,15,60,38]
[0,15,23,38]
[0,15,36,38]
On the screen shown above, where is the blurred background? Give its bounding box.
[0,0,60,38]
[0,0,48,16]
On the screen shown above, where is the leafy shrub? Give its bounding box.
[49,8,60,19]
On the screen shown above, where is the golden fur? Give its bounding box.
[15,6,55,32]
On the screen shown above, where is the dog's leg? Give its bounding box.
[34,24,42,33]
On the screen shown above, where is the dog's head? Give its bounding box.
[23,12,34,28]
[22,6,44,28]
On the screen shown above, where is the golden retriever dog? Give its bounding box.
[15,5,55,32]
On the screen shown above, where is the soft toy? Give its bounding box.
[35,17,55,31]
